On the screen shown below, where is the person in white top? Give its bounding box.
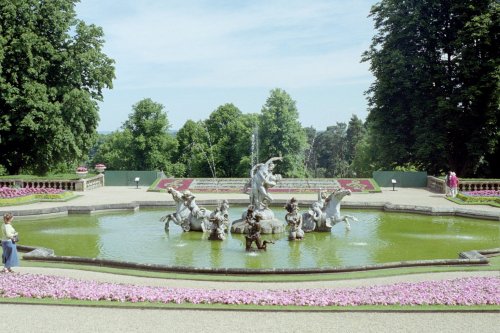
[1,213,19,273]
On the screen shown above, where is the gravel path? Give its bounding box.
[2,304,499,333]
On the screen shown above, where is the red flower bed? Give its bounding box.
[151,178,378,193]
[155,179,193,191]
[337,179,376,192]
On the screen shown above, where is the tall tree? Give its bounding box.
[122,98,179,172]
[303,126,318,177]
[0,0,115,174]
[346,115,366,165]
[259,88,307,177]
[90,131,134,171]
[175,120,213,177]
[315,123,350,177]
[363,0,499,176]
[205,104,255,177]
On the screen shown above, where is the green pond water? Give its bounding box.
[14,207,500,269]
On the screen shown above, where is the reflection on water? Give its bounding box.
[13,207,500,269]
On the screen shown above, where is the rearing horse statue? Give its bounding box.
[302,188,358,232]
[160,187,212,232]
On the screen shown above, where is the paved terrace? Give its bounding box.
[1,186,498,220]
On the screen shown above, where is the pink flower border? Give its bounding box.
[0,274,498,306]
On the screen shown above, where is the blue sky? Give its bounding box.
[75,0,377,132]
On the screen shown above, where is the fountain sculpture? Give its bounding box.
[161,187,217,232]
[244,208,274,250]
[161,159,356,238]
[231,156,286,234]
[284,197,304,240]
[302,188,358,231]
[208,199,230,240]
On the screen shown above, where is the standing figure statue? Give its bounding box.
[302,188,358,232]
[208,199,230,240]
[250,156,283,209]
[231,156,286,235]
[284,197,304,241]
[160,187,212,232]
[244,207,274,251]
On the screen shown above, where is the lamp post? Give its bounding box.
[135,177,140,189]
[391,179,397,191]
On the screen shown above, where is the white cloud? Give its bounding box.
[76,0,376,130]
[94,0,373,87]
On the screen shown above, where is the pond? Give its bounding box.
[15,207,500,270]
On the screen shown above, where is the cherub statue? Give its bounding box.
[244,208,273,250]
[284,197,304,241]
[208,199,230,240]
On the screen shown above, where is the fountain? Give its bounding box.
[17,209,500,270]
[231,156,286,234]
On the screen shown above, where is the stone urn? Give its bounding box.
[95,164,106,173]
[76,167,88,178]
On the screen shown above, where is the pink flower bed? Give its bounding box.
[462,190,500,197]
[0,274,498,306]
[0,187,65,199]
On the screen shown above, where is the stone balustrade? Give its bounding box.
[427,176,500,193]
[459,181,500,192]
[0,174,104,192]
[427,176,446,193]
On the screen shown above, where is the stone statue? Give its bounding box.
[160,187,190,231]
[249,156,283,209]
[160,187,212,232]
[302,188,358,232]
[208,199,230,240]
[231,156,286,234]
[284,197,304,241]
[244,208,274,250]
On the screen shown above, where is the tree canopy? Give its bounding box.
[92,98,181,174]
[363,0,499,176]
[0,0,115,175]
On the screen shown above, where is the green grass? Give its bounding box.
[0,297,498,312]
[447,195,500,208]
[19,255,500,283]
